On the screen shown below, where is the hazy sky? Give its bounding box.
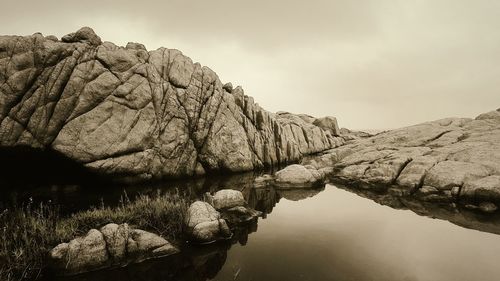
[2,0,499,129]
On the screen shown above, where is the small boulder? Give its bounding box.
[185,201,232,243]
[274,164,324,188]
[208,189,245,210]
[62,27,102,46]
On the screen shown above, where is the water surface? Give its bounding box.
[52,183,500,281]
[211,185,500,281]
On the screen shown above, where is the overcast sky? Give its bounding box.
[2,0,499,129]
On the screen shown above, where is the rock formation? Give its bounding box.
[303,109,500,211]
[185,189,261,243]
[0,27,343,181]
[49,223,178,275]
[185,201,232,243]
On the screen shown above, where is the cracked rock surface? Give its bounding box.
[304,109,500,207]
[0,27,342,180]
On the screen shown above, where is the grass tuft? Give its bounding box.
[0,191,188,281]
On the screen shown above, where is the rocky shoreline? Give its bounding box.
[47,189,261,276]
[271,108,500,212]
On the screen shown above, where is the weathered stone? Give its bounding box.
[0,28,341,181]
[61,26,102,45]
[396,156,437,190]
[274,164,323,188]
[191,219,231,243]
[100,223,129,262]
[209,189,246,210]
[49,229,109,274]
[185,201,231,243]
[313,116,340,136]
[46,35,58,41]
[127,229,178,259]
[49,225,178,275]
[461,176,500,201]
[424,161,489,190]
[303,111,500,204]
[223,82,233,92]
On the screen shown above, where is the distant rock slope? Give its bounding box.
[0,27,343,180]
[304,109,500,208]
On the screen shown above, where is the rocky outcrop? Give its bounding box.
[304,109,500,211]
[0,27,343,181]
[49,223,178,275]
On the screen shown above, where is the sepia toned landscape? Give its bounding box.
[1,1,500,281]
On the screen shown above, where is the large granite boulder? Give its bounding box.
[0,27,343,181]
[49,223,178,275]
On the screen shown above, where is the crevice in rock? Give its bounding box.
[392,158,413,185]
[424,130,452,144]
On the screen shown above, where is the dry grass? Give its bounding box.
[0,191,188,281]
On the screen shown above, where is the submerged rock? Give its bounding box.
[479,202,498,213]
[222,206,262,224]
[49,223,178,275]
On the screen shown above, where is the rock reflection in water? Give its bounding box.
[7,173,500,281]
[335,184,500,236]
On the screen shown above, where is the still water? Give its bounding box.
[48,181,500,281]
[212,185,500,281]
